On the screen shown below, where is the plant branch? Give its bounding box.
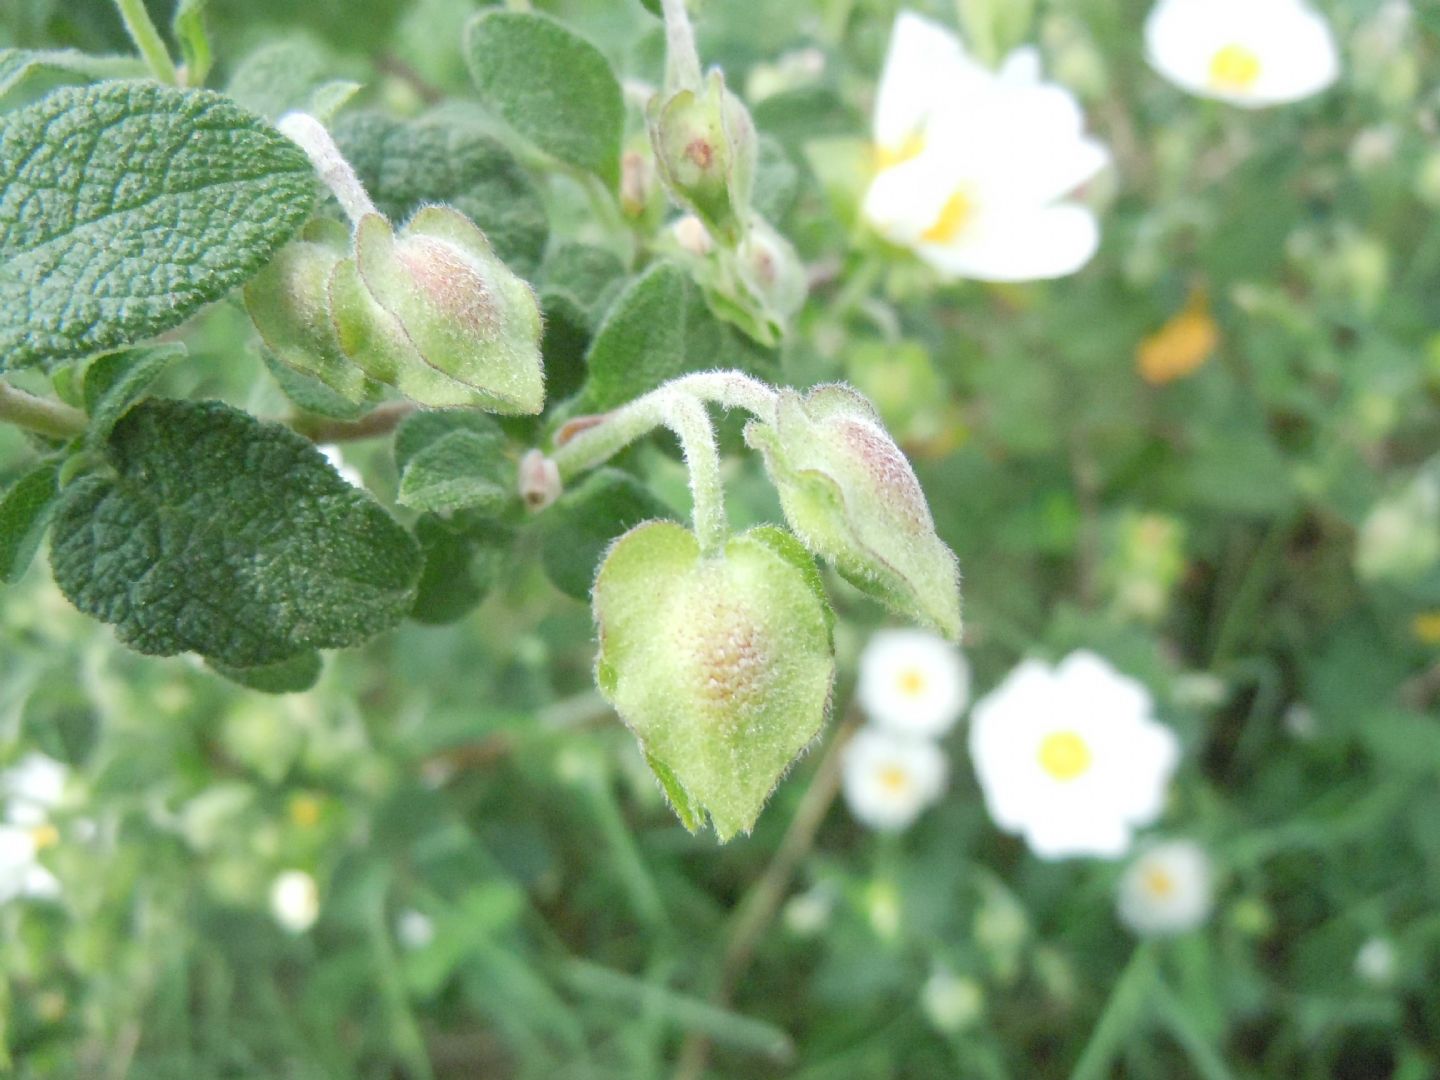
[277,112,379,226]
[660,0,703,93]
[0,382,87,440]
[672,710,860,1080]
[290,402,416,444]
[113,0,180,85]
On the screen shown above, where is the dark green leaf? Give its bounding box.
[464,11,624,188]
[262,350,379,422]
[398,430,516,516]
[334,112,549,277]
[50,400,420,667]
[82,343,186,445]
[208,651,324,694]
[0,83,316,369]
[411,514,512,625]
[541,468,673,601]
[0,459,60,583]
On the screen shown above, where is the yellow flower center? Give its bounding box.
[876,764,912,794]
[1209,43,1262,93]
[29,823,60,850]
[896,667,927,697]
[1037,730,1092,782]
[288,795,322,829]
[921,189,976,245]
[876,130,926,171]
[1413,611,1440,646]
[1142,865,1176,898]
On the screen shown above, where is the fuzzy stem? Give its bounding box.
[0,382,87,440]
[660,0,703,94]
[276,112,379,226]
[113,0,180,85]
[550,382,733,556]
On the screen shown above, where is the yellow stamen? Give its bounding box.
[921,190,975,245]
[876,764,912,794]
[288,794,322,829]
[896,667,927,697]
[876,130,926,171]
[1413,611,1440,646]
[1037,730,1092,782]
[1209,44,1262,93]
[1137,288,1219,385]
[29,823,60,850]
[1142,865,1176,899]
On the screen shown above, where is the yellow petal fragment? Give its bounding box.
[1138,289,1219,385]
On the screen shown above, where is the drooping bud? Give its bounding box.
[243,219,377,404]
[735,215,807,324]
[744,385,962,639]
[592,521,835,842]
[650,70,757,244]
[330,207,545,413]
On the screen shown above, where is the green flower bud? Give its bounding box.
[332,207,544,414]
[243,219,377,404]
[651,70,757,244]
[744,386,962,639]
[592,521,835,841]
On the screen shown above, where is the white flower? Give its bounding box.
[397,908,436,950]
[857,629,970,738]
[841,726,948,832]
[1355,937,1397,986]
[2,753,68,827]
[1145,0,1339,109]
[270,869,320,934]
[968,651,1180,859]
[920,969,984,1033]
[0,824,61,904]
[864,12,1108,282]
[1117,840,1214,936]
[782,884,834,937]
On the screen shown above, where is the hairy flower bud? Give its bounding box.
[243,220,377,403]
[592,521,835,841]
[650,70,757,244]
[330,207,544,414]
[745,385,962,638]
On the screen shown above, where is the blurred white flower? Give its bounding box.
[841,727,948,832]
[1117,839,1214,936]
[968,651,1180,859]
[0,824,61,904]
[270,870,320,934]
[920,969,984,1033]
[1145,0,1339,108]
[857,628,970,738]
[397,909,436,950]
[782,884,834,937]
[2,753,68,827]
[1283,702,1318,741]
[1356,467,1440,583]
[1355,936,1397,986]
[864,12,1108,281]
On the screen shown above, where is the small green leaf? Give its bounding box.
[582,261,778,412]
[171,0,213,87]
[334,113,549,277]
[398,430,515,516]
[464,11,624,188]
[225,38,336,120]
[0,48,145,101]
[0,83,316,370]
[541,469,673,601]
[261,351,377,422]
[394,410,506,470]
[50,400,421,667]
[82,343,186,446]
[411,513,512,625]
[208,651,324,695]
[539,243,628,401]
[0,460,60,584]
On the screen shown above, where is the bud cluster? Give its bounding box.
[245,113,545,414]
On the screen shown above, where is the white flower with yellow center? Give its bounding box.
[270,869,320,934]
[968,651,1180,859]
[841,726,948,832]
[0,824,61,904]
[1117,839,1214,936]
[2,752,68,827]
[857,629,970,738]
[1145,0,1340,108]
[864,13,1108,282]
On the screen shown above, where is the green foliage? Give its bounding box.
[463,10,624,188]
[0,459,59,583]
[0,47,142,99]
[49,399,420,667]
[393,410,515,516]
[541,468,673,601]
[81,343,185,445]
[0,82,315,369]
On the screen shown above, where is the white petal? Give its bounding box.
[874,11,971,148]
[918,202,1100,282]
